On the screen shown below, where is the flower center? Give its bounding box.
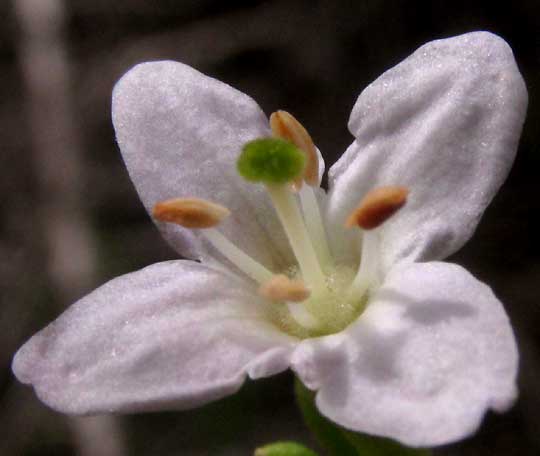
[271,263,365,338]
[152,111,408,339]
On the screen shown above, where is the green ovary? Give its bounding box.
[271,264,368,339]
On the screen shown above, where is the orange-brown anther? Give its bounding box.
[153,197,230,229]
[259,274,311,302]
[345,186,409,230]
[270,110,319,188]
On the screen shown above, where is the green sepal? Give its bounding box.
[254,441,319,456]
[237,138,305,184]
[294,378,432,456]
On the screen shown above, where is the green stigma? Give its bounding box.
[237,138,305,184]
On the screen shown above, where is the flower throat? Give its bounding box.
[153,111,407,339]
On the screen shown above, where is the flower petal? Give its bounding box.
[112,61,293,269]
[291,261,518,447]
[327,32,527,271]
[12,261,295,414]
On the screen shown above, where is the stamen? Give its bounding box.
[299,185,332,268]
[345,186,408,230]
[345,186,408,300]
[266,184,326,295]
[202,228,274,284]
[259,274,310,302]
[153,197,230,228]
[270,110,331,267]
[270,110,319,186]
[259,274,320,330]
[153,198,273,284]
[347,230,379,300]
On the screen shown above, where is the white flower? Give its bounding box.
[12,31,527,447]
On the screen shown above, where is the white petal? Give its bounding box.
[291,261,518,447]
[315,147,325,186]
[12,261,295,414]
[112,61,293,270]
[328,32,527,272]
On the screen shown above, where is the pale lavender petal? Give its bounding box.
[327,32,527,271]
[112,61,294,270]
[13,261,295,414]
[292,261,518,447]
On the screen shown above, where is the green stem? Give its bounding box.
[295,378,360,456]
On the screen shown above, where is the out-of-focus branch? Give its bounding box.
[13,1,126,455]
[14,0,94,298]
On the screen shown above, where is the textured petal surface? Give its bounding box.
[291,261,518,447]
[328,32,527,272]
[12,261,295,414]
[112,61,294,270]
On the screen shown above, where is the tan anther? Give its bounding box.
[153,197,230,229]
[270,110,319,188]
[345,186,409,230]
[259,274,311,302]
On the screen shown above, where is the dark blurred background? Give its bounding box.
[1,1,539,455]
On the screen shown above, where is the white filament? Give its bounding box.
[299,185,332,268]
[347,230,379,300]
[203,228,273,284]
[287,302,320,330]
[266,184,326,295]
